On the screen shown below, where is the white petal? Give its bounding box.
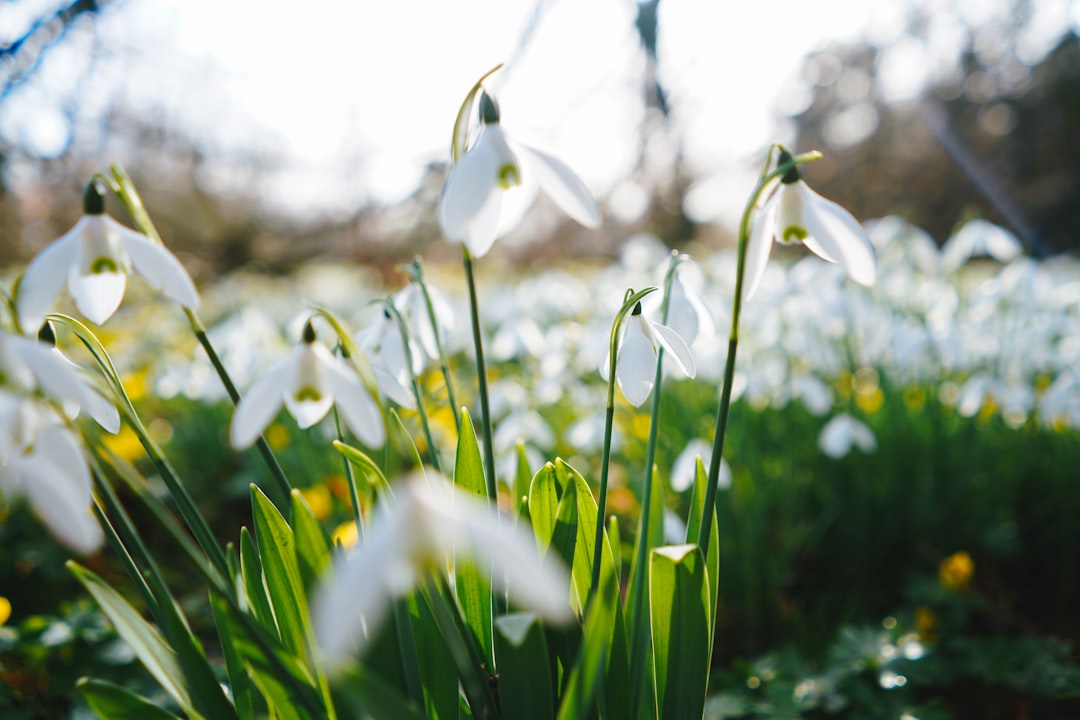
[818,414,854,459]
[324,358,386,448]
[518,143,601,229]
[17,224,83,333]
[743,200,777,301]
[10,338,120,433]
[284,345,334,429]
[35,425,93,501]
[68,271,126,325]
[798,184,877,287]
[666,276,713,346]
[615,318,657,407]
[230,351,296,449]
[372,366,415,410]
[463,187,504,258]
[646,319,696,379]
[116,222,200,309]
[19,430,101,554]
[439,126,503,243]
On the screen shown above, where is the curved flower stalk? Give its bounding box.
[601,301,696,407]
[744,149,876,300]
[312,474,573,672]
[0,393,102,554]
[439,91,601,258]
[230,320,412,451]
[16,180,199,331]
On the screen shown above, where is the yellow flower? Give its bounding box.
[332,521,359,550]
[0,597,10,626]
[299,484,333,521]
[914,605,937,643]
[102,425,144,463]
[939,551,974,593]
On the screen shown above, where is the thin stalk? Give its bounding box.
[409,258,461,433]
[590,287,657,599]
[627,253,681,716]
[384,299,442,474]
[697,148,822,557]
[462,247,498,502]
[333,407,365,544]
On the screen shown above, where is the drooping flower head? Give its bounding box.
[602,302,696,407]
[16,180,199,330]
[439,91,601,257]
[744,149,876,300]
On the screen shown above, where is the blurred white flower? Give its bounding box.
[941,218,1023,271]
[355,307,422,388]
[393,282,457,364]
[312,475,573,671]
[230,322,411,450]
[601,303,696,407]
[745,151,876,300]
[439,92,600,257]
[0,329,119,433]
[17,180,199,330]
[0,392,102,554]
[818,413,877,459]
[663,263,715,348]
[671,438,731,493]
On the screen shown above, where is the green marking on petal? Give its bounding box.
[497,163,521,189]
[295,386,322,403]
[89,257,119,274]
[781,225,808,245]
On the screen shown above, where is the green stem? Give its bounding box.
[590,287,657,600]
[410,258,461,434]
[333,408,365,544]
[462,247,498,502]
[384,298,442,474]
[697,148,822,557]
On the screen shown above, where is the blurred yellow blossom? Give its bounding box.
[332,521,359,549]
[102,425,143,463]
[915,605,938,643]
[265,422,290,451]
[939,551,974,593]
[902,386,926,413]
[0,597,10,626]
[300,484,333,521]
[855,387,884,414]
[121,369,150,402]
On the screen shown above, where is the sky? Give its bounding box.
[2,0,1078,229]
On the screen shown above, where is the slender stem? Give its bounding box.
[590,287,657,599]
[697,148,821,557]
[187,308,292,512]
[384,299,442,474]
[333,408,365,544]
[462,247,498,502]
[627,253,680,715]
[411,259,461,434]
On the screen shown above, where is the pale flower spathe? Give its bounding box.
[601,310,696,407]
[17,214,199,330]
[312,475,573,671]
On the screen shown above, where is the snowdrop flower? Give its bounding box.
[439,92,601,257]
[355,308,422,388]
[0,393,103,554]
[0,329,119,433]
[312,474,572,671]
[671,438,731,493]
[601,303,696,407]
[16,180,199,330]
[393,281,457,365]
[744,150,876,300]
[230,321,411,450]
[817,413,877,459]
[663,263,715,348]
[940,218,1023,271]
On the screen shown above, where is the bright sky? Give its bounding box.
[3,0,1078,227]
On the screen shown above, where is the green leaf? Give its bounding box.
[556,573,617,720]
[649,544,710,720]
[405,594,459,719]
[250,484,309,658]
[330,665,427,720]
[454,408,494,671]
[513,441,534,520]
[239,527,277,632]
[528,463,562,555]
[685,456,720,639]
[554,459,617,615]
[332,439,391,495]
[291,489,333,593]
[68,562,196,718]
[79,677,182,720]
[210,592,258,720]
[494,613,555,720]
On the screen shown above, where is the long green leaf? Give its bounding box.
[406,594,459,719]
[494,613,555,720]
[78,678,182,720]
[454,408,495,671]
[685,457,721,639]
[528,463,562,555]
[291,489,333,593]
[68,562,197,718]
[649,545,710,720]
[239,527,277,632]
[555,573,616,720]
[330,665,427,720]
[210,592,258,720]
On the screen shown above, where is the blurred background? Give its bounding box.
[2,0,1078,273]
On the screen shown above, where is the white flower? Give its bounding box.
[0,329,119,433]
[601,303,696,407]
[817,413,877,459]
[0,392,103,554]
[17,181,199,330]
[659,262,715,348]
[312,475,573,671]
[744,154,876,300]
[670,438,731,493]
[940,218,1023,271]
[354,308,423,388]
[439,92,600,257]
[393,282,457,365]
[230,323,411,450]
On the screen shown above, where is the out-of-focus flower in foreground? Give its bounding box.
[602,302,696,407]
[312,474,573,671]
[16,180,199,330]
[230,321,401,450]
[745,150,876,300]
[439,92,600,257]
